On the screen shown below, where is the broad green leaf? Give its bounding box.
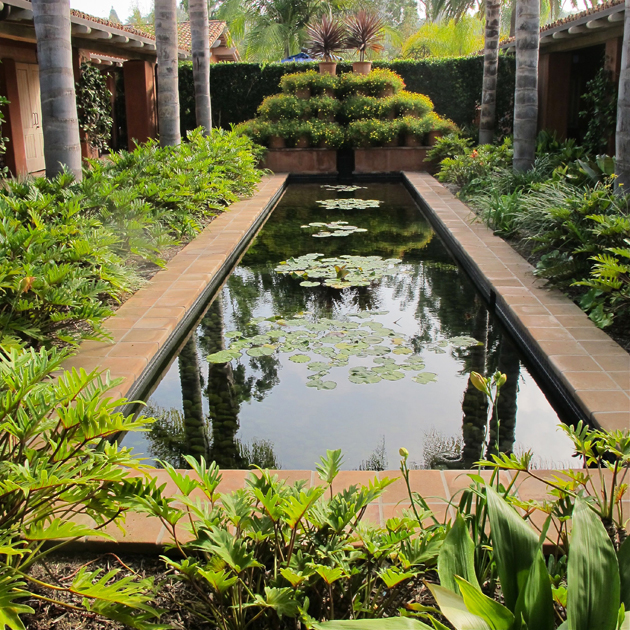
[0,576,33,630]
[567,498,620,630]
[245,587,299,618]
[486,486,538,612]
[514,549,554,630]
[456,577,514,630]
[379,567,415,588]
[427,582,493,630]
[280,568,308,588]
[438,514,480,594]
[207,349,241,363]
[314,565,345,585]
[197,568,238,594]
[24,518,113,541]
[619,537,630,609]
[311,619,433,630]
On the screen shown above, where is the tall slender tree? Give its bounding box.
[155,0,181,146]
[615,0,630,192]
[479,0,501,145]
[189,0,212,133]
[512,0,540,172]
[32,0,82,180]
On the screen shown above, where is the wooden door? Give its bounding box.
[16,63,45,173]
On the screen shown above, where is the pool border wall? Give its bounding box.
[402,172,629,432]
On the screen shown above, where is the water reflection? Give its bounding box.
[125,183,576,470]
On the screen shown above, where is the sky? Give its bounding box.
[69,0,152,22]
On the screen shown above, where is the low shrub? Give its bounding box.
[308,95,341,119]
[400,115,433,142]
[307,120,346,148]
[337,68,406,98]
[0,128,262,347]
[0,346,163,627]
[258,94,308,120]
[347,119,402,147]
[386,90,433,118]
[340,95,384,121]
[279,70,336,95]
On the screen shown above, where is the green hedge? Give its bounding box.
[179,56,515,134]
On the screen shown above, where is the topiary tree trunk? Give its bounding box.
[512,0,540,172]
[155,0,181,147]
[615,0,630,192]
[479,0,501,145]
[189,0,212,133]
[32,0,82,180]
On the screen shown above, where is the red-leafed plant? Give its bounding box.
[344,11,385,62]
[306,15,347,62]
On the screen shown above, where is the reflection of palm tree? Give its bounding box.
[199,297,243,468]
[178,335,209,460]
[486,339,519,458]
[461,299,489,468]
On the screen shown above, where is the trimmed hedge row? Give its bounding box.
[179,56,516,134]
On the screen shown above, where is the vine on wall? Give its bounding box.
[76,62,113,152]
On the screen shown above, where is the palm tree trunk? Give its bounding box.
[155,0,181,147]
[189,0,212,133]
[615,0,630,192]
[513,0,540,172]
[32,0,82,180]
[479,0,501,145]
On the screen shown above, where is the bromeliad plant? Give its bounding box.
[0,347,164,629]
[137,450,446,629]
[344,11,385,62]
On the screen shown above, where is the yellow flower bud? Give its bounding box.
[470,372,488,394]
[399,447,409,459]
[497,373,507,388]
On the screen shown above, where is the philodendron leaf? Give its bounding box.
[567,498,620,630]
[456,577,514,630]
[0,575,34,630]
[514,548,554,630]
[310,619,433,630]
[427,582,493,630]
[438,513,480,594]
[486,485,538,612]
[23,518,113,541]
[619,536,630,609]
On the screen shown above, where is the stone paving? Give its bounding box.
[404,172,630,433]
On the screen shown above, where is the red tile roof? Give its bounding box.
[177,20,228,50]
[70,9,155,41]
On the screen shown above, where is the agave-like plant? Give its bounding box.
[344,11,385,62]
[306,15,347,62]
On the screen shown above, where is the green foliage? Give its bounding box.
[579,68,618,155]
[141,454,445,628]
[401,16,484,59]
[337,68,406,98]
[279,70,338,95]
[0,128,262,347]
[0,346,163,628]
[386,91,433,117]
[259,94,309,120]
[341,95,384,121]
[75,63,113,152]
[347,119,402,147]
[178,56,515,131]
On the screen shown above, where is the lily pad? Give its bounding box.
[349,373,382,385]
[247,346,276,357]
[307,361,331,372]
[289,354,311,363]
[224,331,243,339]
[300,281,321,287]
[413,372,438,384]
[380,370,405,381]
[393,347,413,355]
[207,349,241,364]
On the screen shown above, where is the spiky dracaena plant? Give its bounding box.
[344,11,385,62]
[306,15,347,62]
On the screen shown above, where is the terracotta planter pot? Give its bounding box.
[296,87,311,99]
[318,139,332,149]
[268,136,286,149]
[318,61,337,75]
[385,109,396,120]
[318,112,335,122]
[353,61,372,75]
[295,136,310,148]
[404,134,422,147]
[322,88,335,98]
[428,130,443,146]
[384,138,399,147]
[380,86,395,98]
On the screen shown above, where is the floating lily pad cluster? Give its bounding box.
[300,221,368,238]
[207,312,482,392]
[316,199,382,210]
[321,184,367,192]
[275,253,403,289]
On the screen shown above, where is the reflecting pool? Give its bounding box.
[121,183,578,470]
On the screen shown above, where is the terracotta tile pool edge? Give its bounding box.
[62,174,288,408]
[402,171,630,432]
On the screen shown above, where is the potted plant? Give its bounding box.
[306,15,347,75]
[344,11,385,74]
[401,115,431,147]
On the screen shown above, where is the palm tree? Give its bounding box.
[512,0,540,172]
[155,0,181,146]
[615,0,630,192]
[478,0,501,145]
[189,0,212,133]
[31,0,82,180]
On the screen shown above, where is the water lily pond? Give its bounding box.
[121,183,578,471]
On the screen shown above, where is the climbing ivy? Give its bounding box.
[76,62,113,152]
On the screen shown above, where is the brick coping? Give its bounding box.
[62,174,288,406]
[402,172,630,433]
[70,467,629,551]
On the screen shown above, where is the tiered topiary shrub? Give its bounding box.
[237,68,457,150]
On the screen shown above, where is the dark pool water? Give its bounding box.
[121,183,578,470]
